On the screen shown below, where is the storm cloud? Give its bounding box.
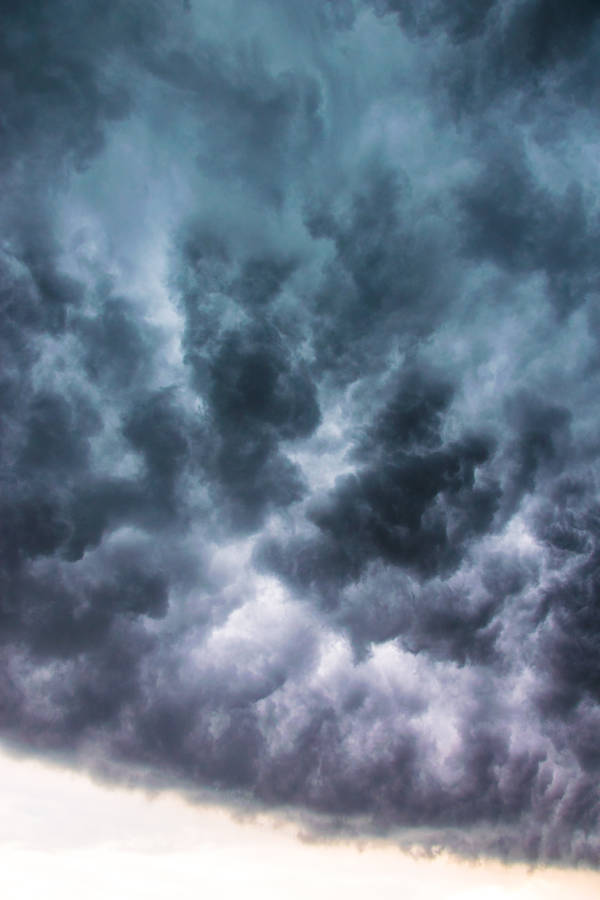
[2,0,600,867]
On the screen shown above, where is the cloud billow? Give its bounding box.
[2,0,600,866]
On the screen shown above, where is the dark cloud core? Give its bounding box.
[2,0,600,867]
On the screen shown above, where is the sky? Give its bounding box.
[3,747,600,900]
[1,0,600,890]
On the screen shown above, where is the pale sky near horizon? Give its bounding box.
[2,747,599,900]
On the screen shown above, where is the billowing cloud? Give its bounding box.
[2,0,600,867]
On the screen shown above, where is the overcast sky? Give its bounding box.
[2,0,600,885]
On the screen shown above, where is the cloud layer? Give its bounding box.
[2,0,600,865]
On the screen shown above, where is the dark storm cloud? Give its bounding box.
[498,0,600,73]
[177,223,321,529]
[373,0,600,53]
[372,0,600,103]
[122,389,190,501]
[371,0,496,43]
[234,256,296,308]
[304,161,454,380]
[203,325,319,529]
[0,0,146,239]
[261,424,496,589]
[2,0,600,868]
[143,42,323,201]
[457,147,600,315]
[74,294,160,390]
[258,368,499,610]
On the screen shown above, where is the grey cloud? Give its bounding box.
[2,0,600,869]
[304,162,452,380]
[373,0,600,63]
[498,0,600,72]
[258,370,498,602]
[234,256,296,308]
[122,389,191,501]
[457,148,600,315]
[372,0,600,110]
[0,1,137,189]
[177,223,321,530]
[372,0,496,43]
[19,390,100,474]
[74,295,160,390]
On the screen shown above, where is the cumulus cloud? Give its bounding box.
[2,0,600,866]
